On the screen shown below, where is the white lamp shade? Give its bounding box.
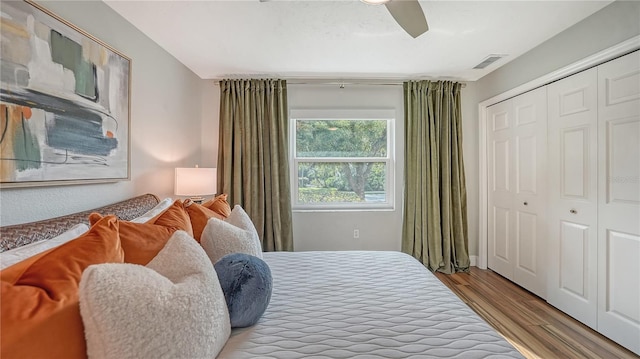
[175,167,217,196]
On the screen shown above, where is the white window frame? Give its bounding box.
[289,109,395,211]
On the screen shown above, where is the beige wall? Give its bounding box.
[0,0,206,226]
[460,83,479,258]
[200,81,220,169]
[476,0,640,100]
[288,84,405,251]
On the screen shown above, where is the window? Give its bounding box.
[290,109,395,210]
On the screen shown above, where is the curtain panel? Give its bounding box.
[402,80,469,274]
[218,79,293,252]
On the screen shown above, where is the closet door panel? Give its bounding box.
[547,67,598,329]
[607,119,640,204]
[492,206,511,263]
[516,211,537,274]
[512,87,547,298]
[597,50,640,355]
[487,87,547,298]
[488,101,514,279]
[516,135,537,195]
[559,221,590,300]
[561,127,589,199]
[604,231,639,321]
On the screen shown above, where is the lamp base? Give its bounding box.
[189,196,205,204]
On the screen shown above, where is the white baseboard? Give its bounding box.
[470,255,478,267]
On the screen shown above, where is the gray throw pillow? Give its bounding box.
[214,253,272,328]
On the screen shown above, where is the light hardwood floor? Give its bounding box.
[434,268,638,359]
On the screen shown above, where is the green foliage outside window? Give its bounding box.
[298,187,362,204]
[295,119,388,203]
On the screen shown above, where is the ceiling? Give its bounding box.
[104,0,612,81]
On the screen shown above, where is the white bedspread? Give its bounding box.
[218,251,523,359]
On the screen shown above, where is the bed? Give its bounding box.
[0,195,523,358]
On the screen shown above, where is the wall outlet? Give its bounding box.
[353,229,360,239]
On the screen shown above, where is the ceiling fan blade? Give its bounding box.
[385,0,428,38]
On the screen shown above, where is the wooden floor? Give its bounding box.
[435,268,638,359]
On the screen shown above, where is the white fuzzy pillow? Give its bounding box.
[201,205,263,264]
[78,230,230,359]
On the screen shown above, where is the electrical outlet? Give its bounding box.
[353,229,360,239]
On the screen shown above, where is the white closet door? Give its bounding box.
[488,100,514,279]
[596,51,640,355]
[488,87,547,298]
[547,67,599,329]
[511,88,547,298]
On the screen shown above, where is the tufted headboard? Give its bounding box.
[0,194,160,252]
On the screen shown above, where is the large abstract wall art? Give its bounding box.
[0,0,130,187]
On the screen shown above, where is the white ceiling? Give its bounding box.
[104,0,612,81]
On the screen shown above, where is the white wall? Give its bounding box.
[0,0,205,226]
[288,84,405,251]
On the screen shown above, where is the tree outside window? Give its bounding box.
[293,118,391,207]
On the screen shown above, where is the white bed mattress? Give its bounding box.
[218,251,523,359]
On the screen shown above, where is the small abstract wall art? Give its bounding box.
[0,0,131,187]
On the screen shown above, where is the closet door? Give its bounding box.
[487,87,547,298]
[596,51,640,354]
[487,100,514,279]
[547,67,598,329]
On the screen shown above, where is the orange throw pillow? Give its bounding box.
[90,200,194,265]
[202,194,232,218]
[184,202,225,242]
[0,215,124,359]
[149,199,194,236]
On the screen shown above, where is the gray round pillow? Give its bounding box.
[214,253,272,328]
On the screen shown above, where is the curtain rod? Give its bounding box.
[214,79,467,88]
[287,79,466,88]
[288,80,403,86]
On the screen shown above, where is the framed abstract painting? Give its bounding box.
[0,0,131,188]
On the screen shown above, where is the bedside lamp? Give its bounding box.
[175,166,216,204]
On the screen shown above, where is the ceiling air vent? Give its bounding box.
[473,54,506,69]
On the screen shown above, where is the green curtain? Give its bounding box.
[218,79,293,252]
[402,80,469,274]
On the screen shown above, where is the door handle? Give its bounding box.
[570,209,577,214]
